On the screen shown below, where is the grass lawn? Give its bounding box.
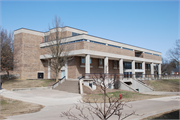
[143,79,179,92]
[1,79,56,91]
[0,96,44,120]
[142,109,180,120]
[83,90,168,103]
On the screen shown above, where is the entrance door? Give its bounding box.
[61,70,65,79]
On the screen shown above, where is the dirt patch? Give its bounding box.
[0,96,44,120]
[1,79,56,91]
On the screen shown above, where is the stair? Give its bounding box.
[54,80,79,93]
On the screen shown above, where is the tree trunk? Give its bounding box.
[56,69,59,82]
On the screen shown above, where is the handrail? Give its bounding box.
[52,76,66,89]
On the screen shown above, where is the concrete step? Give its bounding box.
[54,80,79,93]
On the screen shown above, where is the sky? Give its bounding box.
[0,0,179,59]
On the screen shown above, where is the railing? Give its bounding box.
[84,73,180,81]
[52,76,66,89]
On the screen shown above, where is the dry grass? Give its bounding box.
[143,79,179,92]
[82,89,168,103]
[0,96,44,120]
[142,109,180,120]
[1,79,56,91]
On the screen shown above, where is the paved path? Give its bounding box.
[0,89,180,120]
[141,91,180,96]
[0,89,82,106]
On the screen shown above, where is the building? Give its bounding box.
[13,26,162,80]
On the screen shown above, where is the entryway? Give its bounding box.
[61,70,65,79]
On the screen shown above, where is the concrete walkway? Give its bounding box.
[141,91,180,96]
[0,89,82,106]
[0,89,180,120]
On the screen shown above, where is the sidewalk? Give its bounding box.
[141,91,180,96]
[0,89,82,106]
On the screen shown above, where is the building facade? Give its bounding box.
[14,26,162,80]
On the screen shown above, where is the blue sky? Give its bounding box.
[1,0,179,59]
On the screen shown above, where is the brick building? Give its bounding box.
[13,26,162,80]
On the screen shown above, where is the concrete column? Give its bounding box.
[119,59,123,80]
[104,57,108,73]
[142,61,145,78]
[151,63,154,79]
[158,63,161,78]
[85,54,90,74]
[48,59,51,79]
[132,60,135,79]
[79,79,83,94]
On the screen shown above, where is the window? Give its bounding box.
[44,36,49,42]
[139,64,142,69]
[122,47,133,51]
[153,54,159,56]
[99,59,103,65]
[81,57,85,64]
[72,32,80,36]
[124,62,132,69]
[145,52,152,55]
[108,44,121,48]
[136,63,138,69]
[90,58,92,64]
[90,40,106,45]
[114,60,117,66]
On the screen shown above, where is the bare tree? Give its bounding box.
[0,27,14,80]
[43,16,72,82]
[161,58,177,75]
[167,40,180,71]
[61,73,139,120]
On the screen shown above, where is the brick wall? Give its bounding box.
[14,33,43,79]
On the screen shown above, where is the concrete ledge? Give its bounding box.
[11,86,52,91]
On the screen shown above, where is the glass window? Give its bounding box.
[72,32,80,36]
[124,62,132,69]
[44,36,49,42]
[114,60,117,66]
[99,59,103,65]
[90,58,92,64]
[122,47,133,51]
[82,57,85,64]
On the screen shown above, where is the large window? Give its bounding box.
[81,57,85,64]
[145,64,150,69]
[99,59,103,65]
[135,63,142,69]
[114,60,117,67]
[124,62,132,69]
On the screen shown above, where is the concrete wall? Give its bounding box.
[130,79,153,93]
[119,81,137,92]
